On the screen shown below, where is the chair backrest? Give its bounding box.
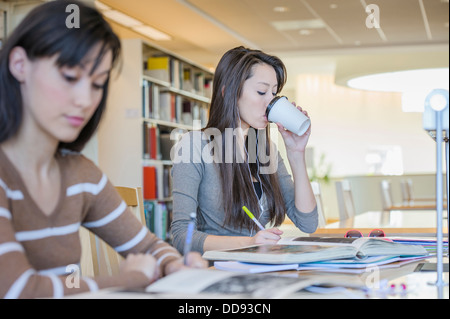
[335,180,356,220]
[400,179,413,205]
[80,226,122,278]
[406,179,415,201]
[115,186,146,224]
[80,187,146,277]
[311,181,326,227]
[380,180,394,210]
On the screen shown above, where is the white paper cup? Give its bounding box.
[266,96,311,136]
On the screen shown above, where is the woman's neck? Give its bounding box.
[0,126,59,176]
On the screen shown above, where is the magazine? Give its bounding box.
[202,238,428,264]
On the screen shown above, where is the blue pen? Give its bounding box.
[183,212,196,265]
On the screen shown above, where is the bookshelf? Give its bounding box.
[98,38,212,241]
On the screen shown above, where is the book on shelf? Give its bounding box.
[159,91,177,122]
[144,55,213,94]
[143,124,179,161]
[182,64,194,92]
[170,58,181,89]
[181,100,192,125]
[202,237,428,265]
[143,123,160,160]
[144,81,206,125]
[204,77,213,99]
[142,80,149,118]
[162,166,172,198]
[159,131,174,161]
[142,80,160,120]
[142,164,172,200]
[178,99,209,127]
[143,200,170,240]
[143,166,157,199]
[145,56,170,84]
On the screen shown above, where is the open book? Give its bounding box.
[202,238,428,265]
[145,269,365,298]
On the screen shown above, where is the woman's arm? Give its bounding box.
[276,104,316,214]
[203,228,283,251]
[286,149,317,214]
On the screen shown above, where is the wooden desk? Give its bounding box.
[68,258,449,299]
[314,210,448,237]
[384,203,447,211]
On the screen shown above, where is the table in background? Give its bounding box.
[313,210,448,237]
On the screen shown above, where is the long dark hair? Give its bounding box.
[204,46,287,232]
[0,0,121,151]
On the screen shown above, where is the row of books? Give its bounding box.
[143,55,213,97]
[143,124,180,161]
[142,80,209,126]
[143,200,171,241]
[142,165,172,200]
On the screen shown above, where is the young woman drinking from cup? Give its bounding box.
[171,47,318,254]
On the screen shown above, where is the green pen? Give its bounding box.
[242,206,265,231]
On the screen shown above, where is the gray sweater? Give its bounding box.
[170,131,318,254]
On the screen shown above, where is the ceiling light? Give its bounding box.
[299,29,312,36]
[271,19,326,31]
[132,25,172,41]
[102,10,143,27]
[348,68,449,93]
[94,1,111,11]
[95,1,171,41]
[273,6,290,13]
[348,68,449,112]
[426,89,448,111]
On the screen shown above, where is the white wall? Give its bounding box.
[295,73,437,176]
[97,39,143,188]
[276,63,447,221]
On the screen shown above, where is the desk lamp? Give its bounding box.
[423,88,449,297]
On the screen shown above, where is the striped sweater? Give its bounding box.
[0,148,181,299]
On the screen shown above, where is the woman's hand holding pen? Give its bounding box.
[276,102,311,155]
[164,252,208,275]
[250,228,283,245]
[242,207,283,245]
[120,253,160,284]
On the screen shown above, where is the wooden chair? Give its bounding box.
[401,178,446,205]
[335,180,356,221]
[311,181,327,227]
[400,179,412,205]
[115,186,146,224]
[80,187,146,277]
[380,180,441,211]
